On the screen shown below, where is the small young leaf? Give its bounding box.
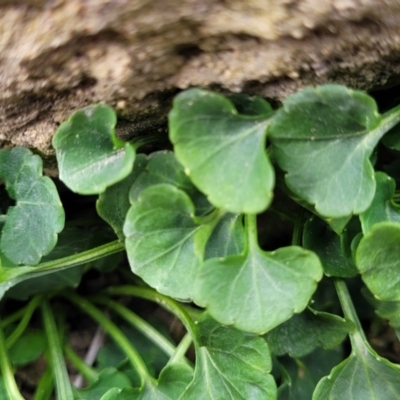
[128,151,211,215]
[53,104,136,194]
[264,308,351,358]
[193,242,323,333]
[169,89,274,213]
[356,222,400,301]
[180,314,277,399]
[359,172,400,234]
[0,147,65,265]
[97,154,148,239]
[204,213,245,259]
[124,184,215,300]
[303,217,358,277]
[268,85,394,218]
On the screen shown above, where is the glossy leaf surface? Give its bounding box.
[268,85,394,217]
[181,314,277,399]
[169,89,274,213]
[265,308,351,357]
[359,172,400,234]
[0,147,64,265]
[356,222,400,301]
[53,104,135,194]
[124,184,214,300]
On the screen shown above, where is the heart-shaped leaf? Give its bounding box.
[356,222,400,301]
[303,216,358,277]
[0,147,65,265]
[124,184,216,300]
[264,308,352,358]
[359,172,400,234]
[97,155,148,239]
[180,314,277,399]
[268,85,400,218]
[169,89,274,213]
[53,104,136,194]
[193,217,323,333]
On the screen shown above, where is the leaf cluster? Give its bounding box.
[0,84,400,398]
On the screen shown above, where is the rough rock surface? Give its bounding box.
[1,0,400,156]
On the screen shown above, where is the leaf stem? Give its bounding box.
[291,208,305,246]
[41,301,74,400]
[33,367,53,400]
[167,333,193,366]
[6,294,42,348]
[104,286,200,347]
[60,291,152,387]
[245,214,259,251]
[0,241,124,294]
[64,341,99,385]
[91,296,179,359]
[0,317,24,400]
[334,279,368,352]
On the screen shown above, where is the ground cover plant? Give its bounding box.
[0,84,400,398]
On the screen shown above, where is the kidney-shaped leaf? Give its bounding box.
[53,104,135,194]
[0,147,65,265]
[268,85,391,218]
[264,308,352,358]
[124,184,213,300]
[181,314,277,400]
[193,243,323,334]
[359,172,400,234]
[169,89,274,214]
[356,222,400,301]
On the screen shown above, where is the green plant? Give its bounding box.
[0,84,400,399]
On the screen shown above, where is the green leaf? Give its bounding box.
[268,85,399,218]
[169,89,274,213]
[359,172,400,234]
[180,314,277,399]
[193,219,323,333]
[356,222,400,301]
[264,308,351,357]
[97,155,148,239]
[124,184,216,300]
[129,151,211,216]
[382,121,400,150]
[0,147,65,265]
[303,217,358,277]
[312,346,400,399]
[8,329,46,366]
[204,213,245,259]
[53,104,136,194]
[362,287,400,329]
[100,364,193,400]
[75,368,132,400]
[277,347,343,400]
[5,226,91,300]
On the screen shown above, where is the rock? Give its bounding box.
[1,0,400,156]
